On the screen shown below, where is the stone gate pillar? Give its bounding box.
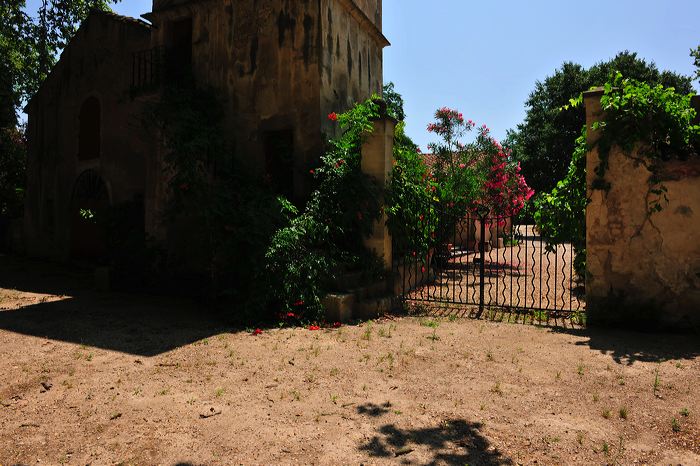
[360,110,395,270]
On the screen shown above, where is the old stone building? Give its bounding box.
[24,0,388,261]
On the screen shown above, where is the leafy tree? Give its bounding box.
[382,82,406,122]
[692,45,700,84]
[509,51,694,195]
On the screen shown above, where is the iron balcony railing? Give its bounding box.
[131,46,166,95]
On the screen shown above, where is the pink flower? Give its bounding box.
[332,322,342,328]
[309,325,321,331]
[252,328,263,336]
[459,163,466,169]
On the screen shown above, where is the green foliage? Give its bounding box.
[533,128,587,276]
[0,127,26,220]
[386,122,435,259]
[509,51,694,195]
[595,73,699,178]
[1,0,121,120]
[383,82,406,122]
[692,45,700,84]
[147,83,288,309]
[265,98,384,320]
[533,74,699,280]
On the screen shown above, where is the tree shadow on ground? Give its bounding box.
[0,255,232,356]
[356,401,393,417]
[359,418,512,465]
[550,325,700,365]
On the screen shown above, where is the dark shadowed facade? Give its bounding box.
[24,0,388,261]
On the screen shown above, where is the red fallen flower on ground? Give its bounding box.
[286,312,296,318]
[332,322,342,328]
[309,325,321,331]
[252,328,263,336]
[293,300,304,307]
[328,112,338,121]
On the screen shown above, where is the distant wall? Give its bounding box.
[584,91,700,328]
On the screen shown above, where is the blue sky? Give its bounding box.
[26,0,700,149]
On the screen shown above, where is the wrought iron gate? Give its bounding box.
[393,209,586,325]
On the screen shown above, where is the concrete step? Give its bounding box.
[355,295,393,320]
[321,292,355,323]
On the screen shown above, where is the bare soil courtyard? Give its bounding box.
[1,255,699,465]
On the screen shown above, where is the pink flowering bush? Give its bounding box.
[426,107,534,218]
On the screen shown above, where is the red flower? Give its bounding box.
[309,325,321,331]
[293,300,304,307]
[252,328,263,336]
[286,312,296,318]
[309,169,315,175]
[421,266,426,273]
[332,322,342,328]
[335,159,344,168]
[328,112,338,121]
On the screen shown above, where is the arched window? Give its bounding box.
[78,96,100,160]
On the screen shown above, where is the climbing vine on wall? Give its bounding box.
[535,73,699,278]
[264,98,385,320]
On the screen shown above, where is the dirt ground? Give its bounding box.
[1,255,699,465]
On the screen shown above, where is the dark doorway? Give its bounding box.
[263,129,295,199]
[70,170,109,262]
[166,17,193,79]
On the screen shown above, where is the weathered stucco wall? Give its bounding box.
[584,91,700,328]
[147,0,385,204]
[320,0,385,137]
[24,12,152,260]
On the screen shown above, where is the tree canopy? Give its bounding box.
[508,51,694,195]
[0,0,120,122]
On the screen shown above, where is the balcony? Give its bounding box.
[131,46,166,95]
[130,46,194,96]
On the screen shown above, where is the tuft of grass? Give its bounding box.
[555,371,561,381]
[593,393,599,402]
[214,387,225,398]
[680,408,690,417]
[426,328,440,342]
[653,367,661,396]
[577,363,585,376]
[361,324,373,341]
[448,314,458,322]
[671,418,681,432]
[619,407,628,420]
[576,431,585,445]
[601,441,610,455]
[420,319,440,328]
[602,409,611,419]
[485,350,494,362]
[330,394,338,404]
[490,382,503,396]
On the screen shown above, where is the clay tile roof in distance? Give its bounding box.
[422,153,438,168]
[91,8,151,29]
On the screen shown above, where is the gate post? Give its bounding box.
[360,103,396,270]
